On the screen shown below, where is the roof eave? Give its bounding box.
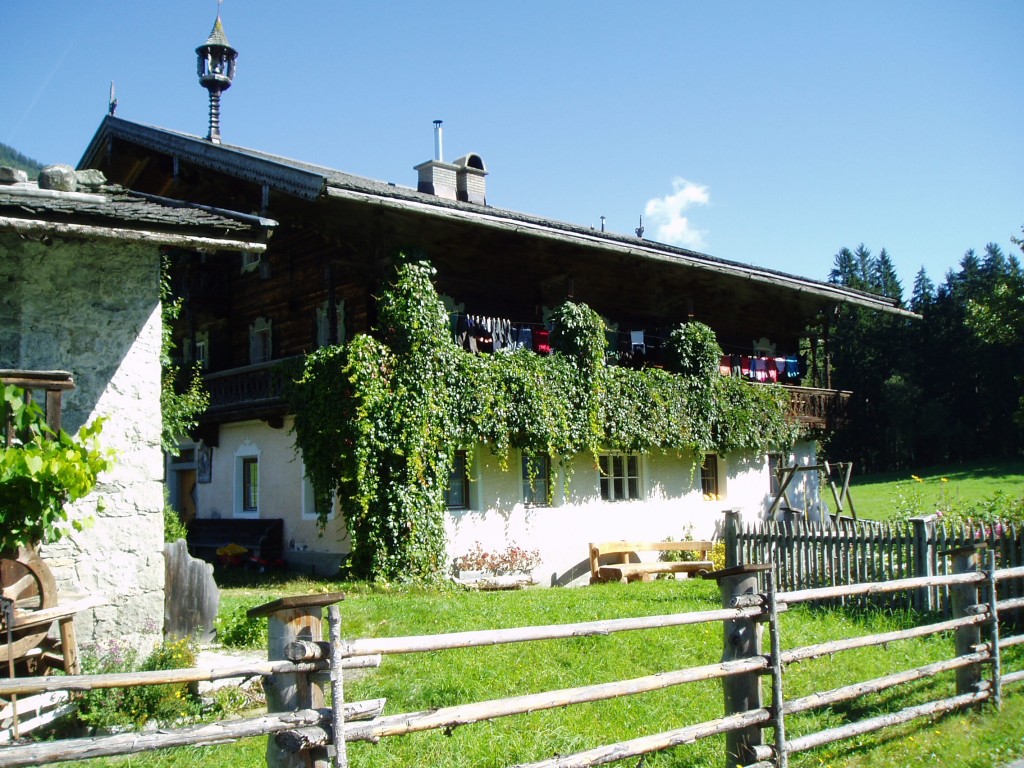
[323,185,917,319]
[0,215,270,253]
[80,116,326,200]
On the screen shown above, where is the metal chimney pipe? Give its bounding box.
[433,120,444,162]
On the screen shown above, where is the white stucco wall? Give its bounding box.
[189,418,348,575]
[446,441,819,586]
[186,412,819,586]
[1,234,165,650]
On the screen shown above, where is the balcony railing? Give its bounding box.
[782,385,851,431]
[201,359,851,434]
[201,357,302,423]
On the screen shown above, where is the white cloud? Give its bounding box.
[643,177,710,249]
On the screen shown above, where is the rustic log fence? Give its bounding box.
[0,559,1022,768]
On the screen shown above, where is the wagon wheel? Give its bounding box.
[0,548,58,672]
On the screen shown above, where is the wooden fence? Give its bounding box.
[0,558,1022,768]
[724,509,1024,615]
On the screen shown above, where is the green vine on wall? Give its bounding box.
[290,259,796,583]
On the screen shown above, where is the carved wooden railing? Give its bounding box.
[201,357,302,420]
[782,385,851,431]
[200,360,850,433]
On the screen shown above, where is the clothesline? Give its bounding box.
[449,313,803,381]
[720,353,802,384]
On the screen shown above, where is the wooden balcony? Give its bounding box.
[198,360,850,435]
[200,357,302,425]
[782,385,851,432]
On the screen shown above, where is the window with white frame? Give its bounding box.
[521,453,550,507]
[301,471,336,521]
[249,317,272,364]
[445,450,471,509]
[598,453,641,501]
[767,453,784,497]
[194,331,209,370]
[315,299,347,348]
[233,442,261,517]
[701,453,724,501]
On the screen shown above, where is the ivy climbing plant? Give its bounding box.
[290,258,796,583]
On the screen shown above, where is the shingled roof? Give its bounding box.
[0,172,275,252]
[80,116,915,318]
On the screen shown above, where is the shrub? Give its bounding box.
[889,476,1024,526]
[163,489,188,543]
[77,637,198,730]
[452,541,542,575]
[216,605,268,649]
[663,322,722,379]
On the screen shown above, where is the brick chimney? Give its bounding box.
[414,121,487,204]
[415,120,457,200]
[454,153,487,205]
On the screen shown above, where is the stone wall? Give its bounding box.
[1,233,165,652]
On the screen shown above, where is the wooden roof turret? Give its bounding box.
[196,8,238,144]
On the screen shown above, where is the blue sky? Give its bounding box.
[4,1,1022,292]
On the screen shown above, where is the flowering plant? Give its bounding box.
[453,541,542,575]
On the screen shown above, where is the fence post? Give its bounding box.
[249,592,346,768]
[708,563,772,768]
[986,549,1002,711]
[944,544,985,697]
[909,515,937,612]
[722,509,742,569]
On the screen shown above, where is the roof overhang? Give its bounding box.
[324,185,918,319]
[0,215,270,252]
[80,115,917,319]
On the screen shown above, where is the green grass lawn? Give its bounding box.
[848,458,1024,521]
[55,578,1024,768]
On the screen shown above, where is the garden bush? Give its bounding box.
[77,637,198,730]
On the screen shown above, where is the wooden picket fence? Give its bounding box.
[0,558,1022,768]
[725,510,1024,615]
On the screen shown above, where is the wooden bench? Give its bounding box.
[589,540,714,584]
[187,517,284,566]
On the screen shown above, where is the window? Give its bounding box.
[768,453,784,497]
[701,453,721,500]
[194,331,209,370]
[444,451,470,509]
[233,442,260,517]
[241,251,260,273]
[250,317,272,364]
[316,299,347,349]
[301,470,336,521]
[170,447,196,465]
[242,457,259,512]
[599,453,641,501]
[521,454,550,507]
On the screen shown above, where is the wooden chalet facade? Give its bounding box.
[79,115,912,582]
